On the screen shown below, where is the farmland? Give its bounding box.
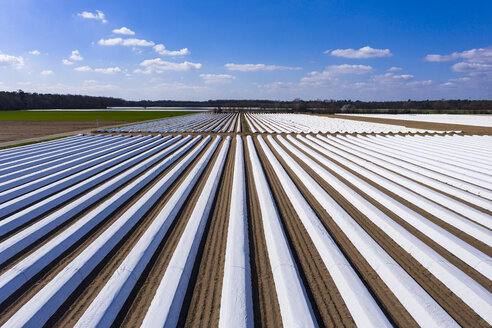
[0,113,490,327]
[0,110,198,121]
[0,110,196,144]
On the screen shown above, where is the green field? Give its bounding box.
[0,110,200,121]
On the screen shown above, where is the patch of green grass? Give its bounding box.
[0,110,199,121]
[0,136,70,150]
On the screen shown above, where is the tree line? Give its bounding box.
[0,90,491,113]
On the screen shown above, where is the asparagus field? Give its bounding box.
[0,113,490,327]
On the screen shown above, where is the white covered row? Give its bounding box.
[260,135,391,328]
[1,136,210,327]
[219,136,253,328]
[278,135,458,327]
[75,136,225,327]
[310,135,492,231]
[0,136,201,306]
[281,135,492,325]
[246,136,318,328]
[0,135,151,201]
[0,136,176,235]
[0,134,127,180]
[296,135,492,279]
[140,137,229,328]
[342,135,492,200]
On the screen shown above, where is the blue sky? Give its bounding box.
[0,0,491,101]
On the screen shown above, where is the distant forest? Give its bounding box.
[1,90,491,114]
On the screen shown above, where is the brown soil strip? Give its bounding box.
[306,137,492,259]
[112,137,224,327]
[180,137,236,327]
[275,137,419,327]
[50,138,218,327]
[243,138,283,327]
[241,114,252,134]
[258,137,356,327]
[0,137,203,325]
[321,136,492,219]
[332,114,492,135]
[290,137,490,326]
[0,136,185,271]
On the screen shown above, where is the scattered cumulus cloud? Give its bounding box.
[98,38,155,47]
[388,66,402,71]
[112,27,135,35]
[452,62,492,75]
[74,66,121,74]
[425,47,492,63]
[256,81,296,91]
[62,59,74,65]
[134,58,202,74]
[329,46,393,59]
[0,52,24,68]
[94,67,121,74]
[78,10,107,23]
[70,50,83,61]
[74,65,92,72]
[372,73,414,82]
[200,74,236,84]
[425,46,492,77]
[407,80,433,87]
[153,44,190,56]
[301,64,373,85]
[224,63,301,72]
[41,70,54,76]
[29,50,40,55]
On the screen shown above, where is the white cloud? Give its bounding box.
[74,65,121,74]
[135,58,202,74]
[300,64,373,85]
[112,27,135,35]
[200,74,236,84]
[74,65,92,72]
[224,63,301,71]
[62,59,74,65]
[0,52,24,68]
[78,10,107,23]
[425,47,492,63]
[424,54,455,62]
[94,67,121,74]
[452,62,492,75]
[41,70,54,76]
[29,50,40,55]
[388,66,402,71]
[407,80,433,87]
[372,73,414,82]
[426,46,492,78]
[324,64,374,75]
[98,38,155,46]
[330,46,392,59]
[449,77,471,82]
[70,50,83,61]
[152,82,208,91]
[153,44,190,56]
[256,81,296,91]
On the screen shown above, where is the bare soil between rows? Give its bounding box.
[0,131,489,327]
